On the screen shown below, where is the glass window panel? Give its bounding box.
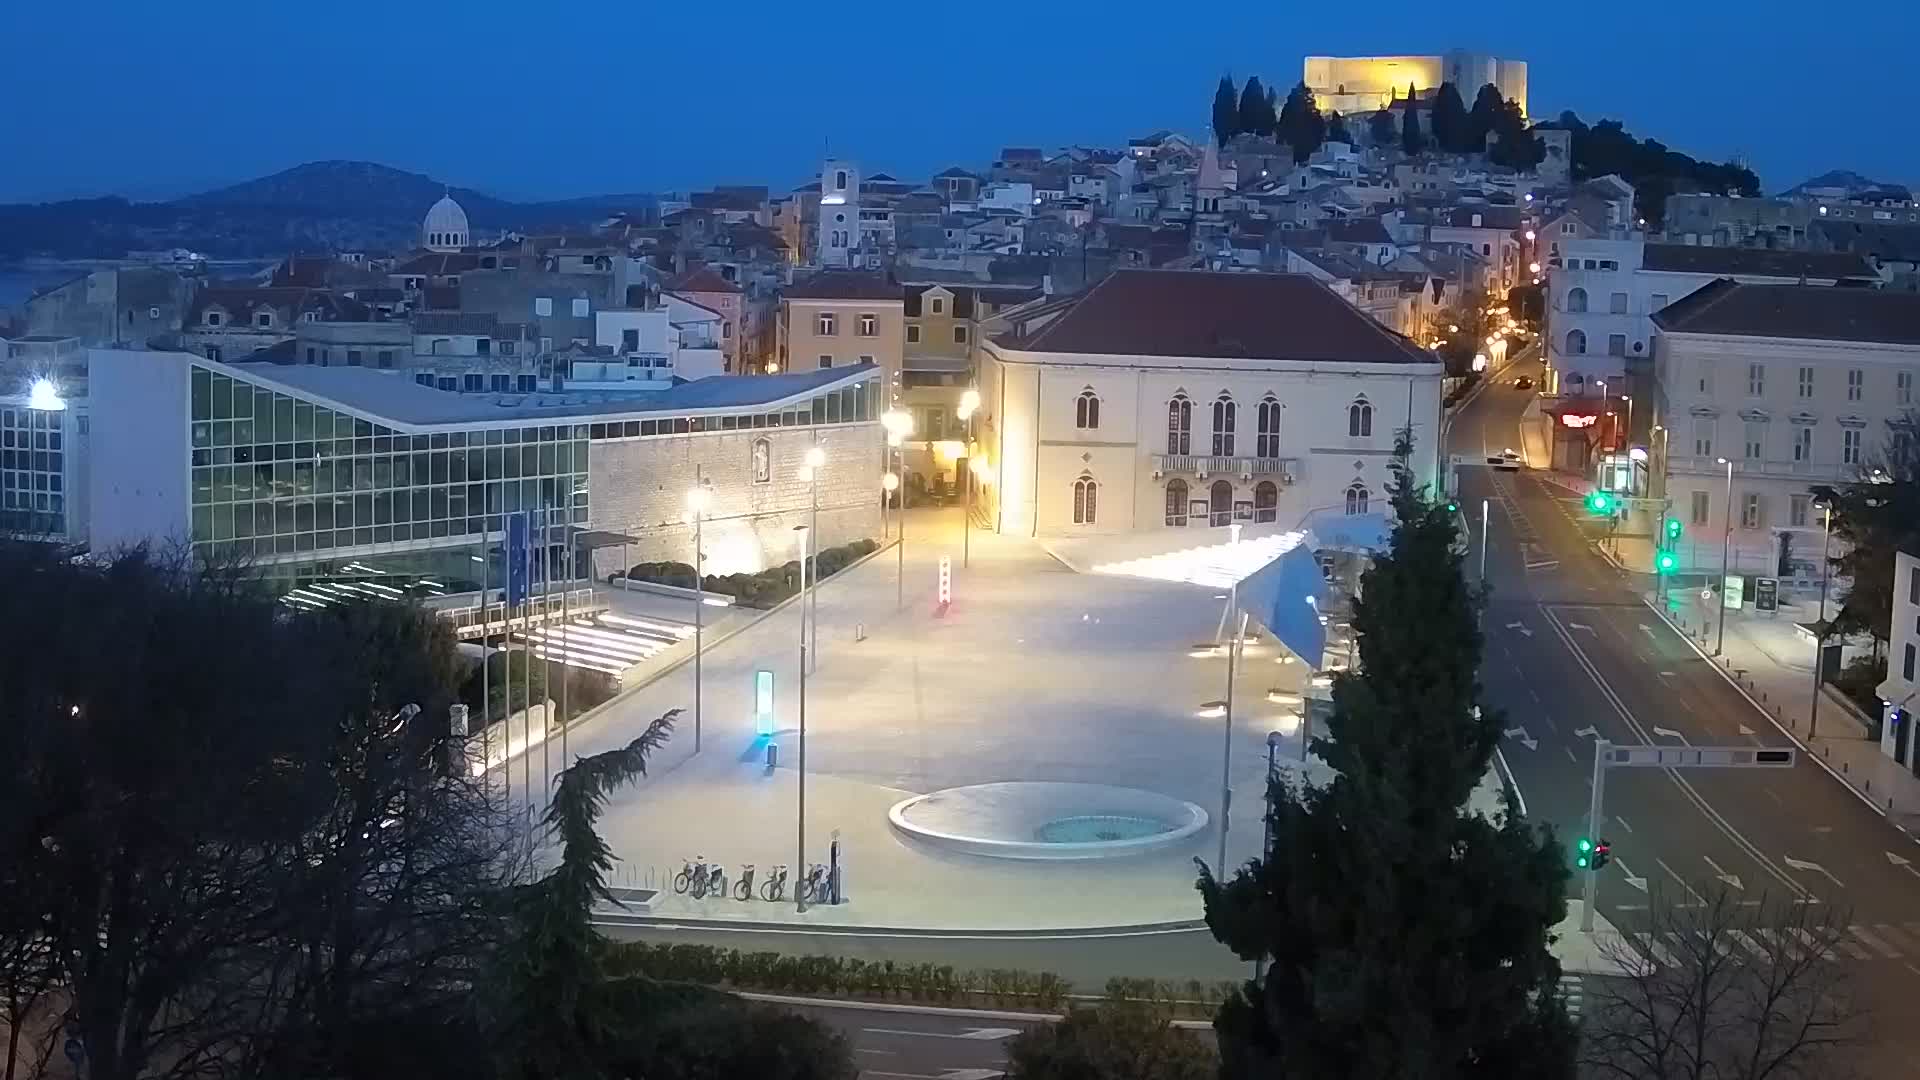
[366,492,384,526]
[234,418,255,445]
[191,505,210,541]
[212,466,233,503]
[333,495,353,529]
[192,469,211,504]
[211,375,233,419]
[412,489,431,523]
[233,465,255,500]
[640,420,656,436]
[538,444,555,474]
[486,447,503,480]
[313,408,332,436]
[365,526,383,544]
[315,500,334,531]
[293,401,314,440]
[294,500,314,532]
[295,531,315,552]
[192,423,211,449]
[430,451,448,484]
[212,504,232,540]
[827,392,842,423]
[255,503,275,536]
[276,501,296,535]
[294,460,313,495]
[232,505,253,538]
[430,487,449,522]
[274,397,295,438]
[191,368,211,421]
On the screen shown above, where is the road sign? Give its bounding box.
[1603,745,1794,769]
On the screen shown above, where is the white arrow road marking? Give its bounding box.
[1526,559,1560,570]
[1502,726,1538,751]
[1506,620,1533,637]
[1568,621,1594,632]
[1783,856,1845,890]
[1889,851,1920,881]
[1652,726,1689,741]
[863,1028,1023,1042]
[1573,726,1598,738]
[1640,624,1658,639]
[1658,671,1678,679]
[1615,858,1649,892]
[1737,723,1756,738]
[1703,855,1745,891]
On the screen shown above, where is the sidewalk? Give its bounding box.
[1587,535,1920,831]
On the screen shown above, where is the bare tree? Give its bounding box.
[1582,883,1866,1079]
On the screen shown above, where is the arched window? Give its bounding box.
[1254,480,1278,523]
[1167,394,1192,455]
[1345,483,1370,516]
[1348,397,1373,438]
[1566,329,1587,355]
[1165,479,1189,526]
[1212,394,1236,456]
[1210,480,1234,527]
[1073,475,1098,525]
[1256,395,1281,458]
[1075,388,1101,430]
[1567,287,1589,313]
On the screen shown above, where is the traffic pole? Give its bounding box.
[1581,738,1609,933]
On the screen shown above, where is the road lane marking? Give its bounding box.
[863,1027,1022,1042]
[1541,605,1811,902]
[1727,929,1771,962]
[1631,933,1680,967]
[1782,856,1845,890]
[1852,925,1903,958]
[856,1048,900,1056]
[1655,858,1708,905]
[1565,746,1577,763]
[1616,815,1632,832]
[1877,924,1919,953]
[1703,855,1745,891]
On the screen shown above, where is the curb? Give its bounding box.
[732,992,1217,1030]
[594,914,1209,940]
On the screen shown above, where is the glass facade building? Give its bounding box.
[0,403,69,536]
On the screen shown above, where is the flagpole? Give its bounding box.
[540,504,552,826]
[560,519,570,769]
[480,525,491,799]
[520,509,533,861]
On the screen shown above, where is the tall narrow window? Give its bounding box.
[858,313,877,336]
[1072,475,1098,525]
[1165,479,1189,526]
[1793,426,1812,462]
[1209,480,1234,527]
[1212,394,1236,456]
[1798,366,1814,398]
[1075,389,1101,430]
[1565,329,1586,355]
[1848,368,1864,401]
[1691,490,1709,525]
[816,312,837,336]
[1345,483,1370,516]
[1567,287,1588,313]
[1256,395,1281,458]
[1348,397,1373,438]
[1843,428,1862,464]
[1747,363,1765,396]
[1743,421,1764,459]
[1254,480,1278,523]
[1902,370,1916,405]
[1167,394,1192,455]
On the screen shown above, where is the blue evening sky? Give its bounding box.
[2,0,1912,203]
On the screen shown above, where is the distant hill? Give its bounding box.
[0,161,658,260]
[1778,170,1902,197]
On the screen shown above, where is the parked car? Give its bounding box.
[1513,376,1534,390]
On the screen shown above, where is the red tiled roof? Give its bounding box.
[783,271,901,302]
[999,269,1433,365]
[1652,280,1920,345]
[669,267,743,294]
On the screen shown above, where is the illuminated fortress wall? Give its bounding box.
[1303,51,1527,118]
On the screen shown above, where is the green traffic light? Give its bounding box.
[1575,836,1593,869]
[1586,491,1613,513]
[1656,550,1678,573]
[1577,837,1593,852]
[1665,516,1683,539]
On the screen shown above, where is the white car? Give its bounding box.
[1489,448,1523,471]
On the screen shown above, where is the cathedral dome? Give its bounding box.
[422,195,470,251]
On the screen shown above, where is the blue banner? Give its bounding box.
[506,512,530,605]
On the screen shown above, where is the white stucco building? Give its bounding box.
[976,270,1443,538]
[1548,240,1879,396]
[1876,550,1920,770]
[1651,283,1920,576]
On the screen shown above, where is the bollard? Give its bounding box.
[854,621,867,643]
[766,742,779,772]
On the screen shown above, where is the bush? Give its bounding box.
[630,541,880,610]
[460,649,615,723]
[599,977,854,1080]
[622,560,699,589]
[603,942,1075,1013]
[1830,654,1887,717]
[1005,1003,1217,1080]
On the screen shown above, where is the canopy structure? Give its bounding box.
[1091,528,1332,668]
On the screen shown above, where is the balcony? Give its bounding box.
[1665,455,1855,482]
[1151,454,1299,482]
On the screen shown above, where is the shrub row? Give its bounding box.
[622,539,881,610]
[600,941,1236,1018]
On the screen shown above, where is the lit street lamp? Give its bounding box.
[881,408,915,610]
[1714,456,1733,656]
[958,389,982,568]
[792,522,812,912]
[686,473,712,752]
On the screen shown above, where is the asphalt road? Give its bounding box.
[778,1000,1029,1079]
[1453,367,1920,1070]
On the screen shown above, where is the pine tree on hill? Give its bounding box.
[1213,75,1240,147]
[1239,76,1272,140]
[1431,81,1469,153]
[1197,439,1577,1079]
[1469,83,1507,152]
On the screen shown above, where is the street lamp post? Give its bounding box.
[881,409,915,611]
[1253,728,1283,985]
[1621,395,1633,452]
[686,472,712,753]
[1714,456,1733,657]
[805,445,824,675]
[1213,523,1245,874]
[1811,501,1833,738]
[793,522,812,912]
[958,389,981,568]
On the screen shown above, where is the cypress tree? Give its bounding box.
[1431,81,1469,153]
[1401,101,1424,156]
[1198,439,1577,1079]
[1238,76,1270,140]
[1213,75,1240,147]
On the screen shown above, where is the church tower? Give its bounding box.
[815,159,859,269]
[422,194,470,252]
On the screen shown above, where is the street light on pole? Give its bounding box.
[686,473,712,754]
[1253,728,1283,985]
[792,522,812,912]
[1207,522,1245,874]
[881,408,914,611]
[957,388,981,568]
[1811,499,1833,738]
[1715,456,1733,657]
[803,445,825,675]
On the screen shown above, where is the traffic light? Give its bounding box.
[1585,490,1614,514]
[1444,498,1460,513]
[1575,836,1594,869]
[1592,838,1612,871]
[1664,516,1683,541]
[1655,550,1679,574]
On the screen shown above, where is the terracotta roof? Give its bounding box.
[1652,280,1920,344]
[997,269,1434,364]
[1640,244,1876,280]
[783,270,900,302]
[669,267,743,294]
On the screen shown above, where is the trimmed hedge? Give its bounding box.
[600,941,1237,1019]
[624,539,882,610]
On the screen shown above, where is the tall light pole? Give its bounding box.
[1253,728,1283,985]
[686,472,712,753]
[1811,500,1833,738]
[1620,395,1634,453]
[882,408,914,610]
[793,521,812,912]
[1208,523,1245,874]
[958,388,981,568]
[805,444,824,674]
[1715,456,1733,657]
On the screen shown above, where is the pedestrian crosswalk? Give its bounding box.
[1624,922,1920,970]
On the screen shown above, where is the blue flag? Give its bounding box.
[506,511,530,605]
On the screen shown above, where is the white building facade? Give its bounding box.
[977,270,1443,538]
[1651,283,1920,577]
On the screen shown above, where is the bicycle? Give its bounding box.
[702,862,726,901]
[797,862,829,905]
[673,855,705,895]
[760,864,788,902]
[734,864,756,902]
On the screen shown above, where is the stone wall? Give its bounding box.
[587,422,883,579]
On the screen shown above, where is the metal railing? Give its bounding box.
[1152,454,1298,481]
[438,587,602,637]
[1666,455,1856,481]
